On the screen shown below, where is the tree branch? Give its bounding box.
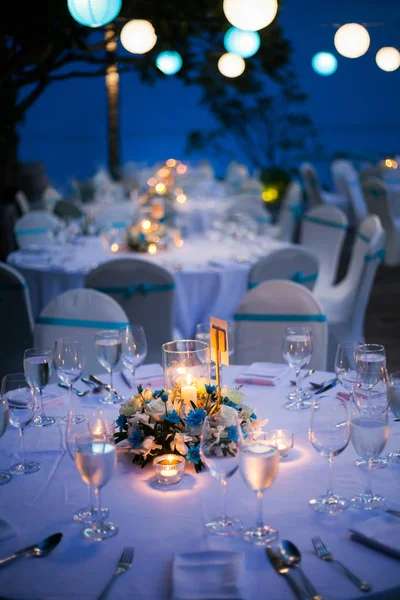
[16,78,48,118]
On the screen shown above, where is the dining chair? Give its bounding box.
[331,160,367,226]
[41,186,62,211]
[249,246,319,291]
[0,263,34,378]
[15,190,30,216]
[300,205,348,292]
[14,211,63,248]
[300,162,349,215]
[85,258,175,364]
[233,280,327,370]
[34,288,130,376]
[53,200,84,221]
[267,181,303,242]
[362,178,400,266]
[315,214,385,366]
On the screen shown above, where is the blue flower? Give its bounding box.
[226,425,239,443]
[222,397,240,411]
[116,414,127,432]
[205,384,217,394]
[186,408,207,428]
[153,389,164,398]
[128,428,144,449]
[241,425,248,439]
[137,384,143,394]
[250,412,257,420]
[186,444,201,464]
[161,393,169,403]
[163,410,181,425]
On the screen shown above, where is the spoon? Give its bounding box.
[89,375,119,396]
[81,377,102,393]
[0,532,63,568]
[278,540,323,600]
[57,383,89,397]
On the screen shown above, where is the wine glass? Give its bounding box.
[53,338,85,424]
[24,348,55,426]
[355,344,386,391]
[239,437,280,545]
[308,395,350,513]
[335,341,361,400]
[282,326,313,410]
[0,388,12,484]
[74,431,118,541]
[121,325,147,388]
[200,414,243,536]
[3,374,40,475]
[66,410,110,523]
[388,372,400,464]
[95,330,122,404]
[350,391,389,510]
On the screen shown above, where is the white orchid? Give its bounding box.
[144,397,173,422]
[217,404,239,427]
[170,432,193,455]
[130,436,162,457]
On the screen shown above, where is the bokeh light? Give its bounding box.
[311,52,338,76]
[218,52,246,78]
[120,20,157,55]
[334,23,370,59]
[224,27,260,58]
[67,0,121,27]
[156,51,183,75]
[223,0,278,32]
[376,47,400,72]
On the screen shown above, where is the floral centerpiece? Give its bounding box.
[115,381,267,472]
[126,221,169,252]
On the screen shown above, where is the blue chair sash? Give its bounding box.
[365,248,386,262]
[302,215,349,231]
[234,313,326,322]
[95,283,175,300]
[249,272,318,289]
[15,228,49,237]
[111,222,127,229]
[286,204,304,221]
[36,317,130,329]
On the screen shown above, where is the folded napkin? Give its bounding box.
[172,551,246,600]
[121,364,164,389]
[349,515,400,560]
[236,362,289,387]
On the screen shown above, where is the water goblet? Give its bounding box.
[24,348,55,426]
[74,431,118,541]
[121,325,147,389]
[239,436,280,545]
[335,341,361,400]
[3,374,40,475]
[95,330,123,404]
[0,388,12,484]
[200,414,243,536]
[282,326,313,410]
[308,395,350,513]
[388,372,400,464]
[355,344,386,391]
[53,338,85,424]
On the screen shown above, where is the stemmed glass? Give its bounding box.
[308,395,350,513]
[0,387,12,484]
[350,385,389,510]
[3,374,40,475]
[200,414,243,536]
[121,325,147,388]
[335,341,361,401]
[66,410,110,523]
[239,436,280,545]
[24,348,55,426]
[95,330,123,404]
[282,326,313,410]
[388,372,400,463]
[74,431,118,541]
[53,338,85,424]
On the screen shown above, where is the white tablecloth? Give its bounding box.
[7,236,287,338]
[1,366,400,599]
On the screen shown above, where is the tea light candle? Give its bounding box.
[265,429,294,458]
[153,454,185,485]
[181,374,197,406]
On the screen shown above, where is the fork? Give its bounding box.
[312,536,371,593]
[98,546,134,600]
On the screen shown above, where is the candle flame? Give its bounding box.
[186,373,192,385]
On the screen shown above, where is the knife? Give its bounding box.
[385,509,400,518]
[314,379,338,395]
[266,548,310,600]
[349,530,400,561]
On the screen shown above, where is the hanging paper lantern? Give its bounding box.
[67,0,121,27]
[223,0,278,32]
[334,23,370,59]
[218,52,246,78]
[311,52,338,76]
[120,20,157,54]
[224,27,260,58]
[156,51,183,75]
[376,47,400,72]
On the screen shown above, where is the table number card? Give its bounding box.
[210,317,229,366]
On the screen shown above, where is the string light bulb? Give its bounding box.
[376,47,400,72]
[223,0,278,32]
[120,20,157,54]
[67,0,121,27]
[218,52,246,78]
[334,23,370,59]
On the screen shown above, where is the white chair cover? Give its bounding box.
[0,263,33,378]
[331,161,367,225]
[233,280,327,370]
[94,204,136,232]
[267,182,303,242]
[34,289,130,376]
[249,247,319,291]
[315,215,385,366]
[300,162,348,214]
[85,259,175,364]
[300,205,348,292]
[15,191,30,215]
[14,211,62,248]
[331,159,353,198]
[362,178,400,266]
[41,186,62,211]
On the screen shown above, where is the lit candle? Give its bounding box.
[266,429,294,459]
[181,374,197,406]
[160,467,178,477]
[90,419,105,437]
[153,454,185,485]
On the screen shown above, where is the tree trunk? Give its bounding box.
[105,26,120,181]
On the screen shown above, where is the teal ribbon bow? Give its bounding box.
[15,228,49,237]
[302,215,349,231]
[95,283,175,300]
[36,317,130,329]
[291,271,318,284]
[234,313,326,322]
[365,248,386,262]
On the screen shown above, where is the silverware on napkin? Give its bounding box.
[0,533,63,568]
[266,547,322,600]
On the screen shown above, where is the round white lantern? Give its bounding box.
[311,52,338,76]
[224,27,260,58]
[376,47,400,72]
[67,0,122,27]
[120,20,157,55]
[156,51,183,75]
[334,23,370,59]
[218,52,246,78]
[223,0,278,32]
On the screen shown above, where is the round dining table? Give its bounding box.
[7,235,288,338]
[1,365,399,600]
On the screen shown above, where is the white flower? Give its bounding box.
[130,436,162,457]
[144,397,173,422]
[142,389,154,401]
[217,404,239,427]
[170,432,192,455]
[129,413,151,426]
[120,394,144,417]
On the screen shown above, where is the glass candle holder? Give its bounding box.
[162,340,210,393]
[87,418,115,441]
[153,454,185,486]
[264,429,294,458]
